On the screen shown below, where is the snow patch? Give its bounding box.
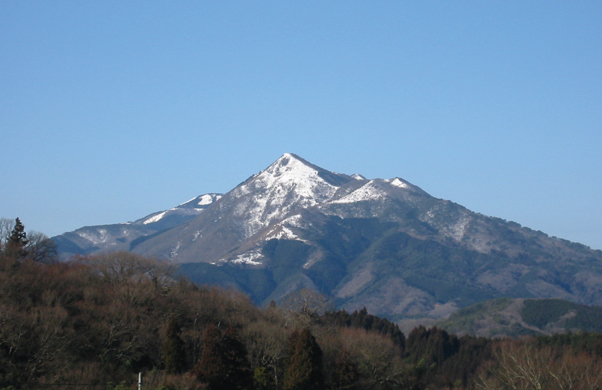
[449,216,471,241]
[266,226,301,241]
[229,250,264,266]
[330,181,387,204]
[170,241,182,260]
[143,211,167,225]
[78,229,109,245]
[179,196,199,206]
[282,214,304,228]
[387,178,409,189]
[199,194,218,206]
[178,193,221,208]
[192,230,202,241]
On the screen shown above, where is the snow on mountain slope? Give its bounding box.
[229,153,356,238]
[329,180,389,204]
[179,194,222,208]
[53,193,222,259]
[55,153,602,324]
[130,153,440,266]
[387,178,410,189]
[136,193,222,226]
[142,212,167,225]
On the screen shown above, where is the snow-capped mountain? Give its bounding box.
[228,154,357,238]
[130,153,432,264]
[53,193,221,258]
[55,153,602,322]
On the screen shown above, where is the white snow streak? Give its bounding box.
[170,241,182,260]
[143,211,167,225]
[330,181,387,204]
[193,230,202,241]
[229,250,264,266]
[78,229,109,245]
[266,226,302,241]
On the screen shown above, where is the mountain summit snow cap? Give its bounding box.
[227,154,357,238]
[245,153,354,203]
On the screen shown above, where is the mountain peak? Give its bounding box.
[263,153,324,185]
[224,154,356,237]
[269,153,322,175]
[243,153,342,206]
[264,153,356,188]
[265,153,314,179]
[279,152,304,163]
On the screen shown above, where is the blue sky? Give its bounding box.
[1,2,601,249]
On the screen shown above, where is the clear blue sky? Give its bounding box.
[1,2,601,249]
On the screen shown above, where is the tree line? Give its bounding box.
[2,218,602,390]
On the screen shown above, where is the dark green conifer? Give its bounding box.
[283,328,324,390]
[331,350,359,390]
[163,316,186,374]
[221,326,253,390]
[195,325,222,386]
[195,325,252,390]
[6,218,28,259]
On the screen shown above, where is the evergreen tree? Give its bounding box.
[331,350,359,390]
[163,316,186,374]
[283,328,324,390]
[221,326,253,390]
[6,218,28,258]
[195,325,252,390]
[195,325,222,386]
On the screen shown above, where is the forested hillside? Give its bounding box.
[3,218,602,390]
[438,297,602,338]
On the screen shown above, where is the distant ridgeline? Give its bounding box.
[437,297,602,338]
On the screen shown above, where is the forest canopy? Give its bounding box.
[1,219,602,390]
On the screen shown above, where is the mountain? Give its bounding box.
[54,153,602,324]
[435,297,602,338]
[53,193,222,259]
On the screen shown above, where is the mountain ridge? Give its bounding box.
[435,297,602,338]
[53,153,602,323]
[53,193,222,258]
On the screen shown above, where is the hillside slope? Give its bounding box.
[437,298,602,338]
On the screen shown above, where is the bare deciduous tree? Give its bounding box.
[243,319,289,389]
[476,340,602,390]
[0,218,13,249]
[26,231,58,263]
[1,218,57,263]
[81,251,174,287]
[339,328,405,390]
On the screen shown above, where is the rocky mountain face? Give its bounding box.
[54,153,602,323]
